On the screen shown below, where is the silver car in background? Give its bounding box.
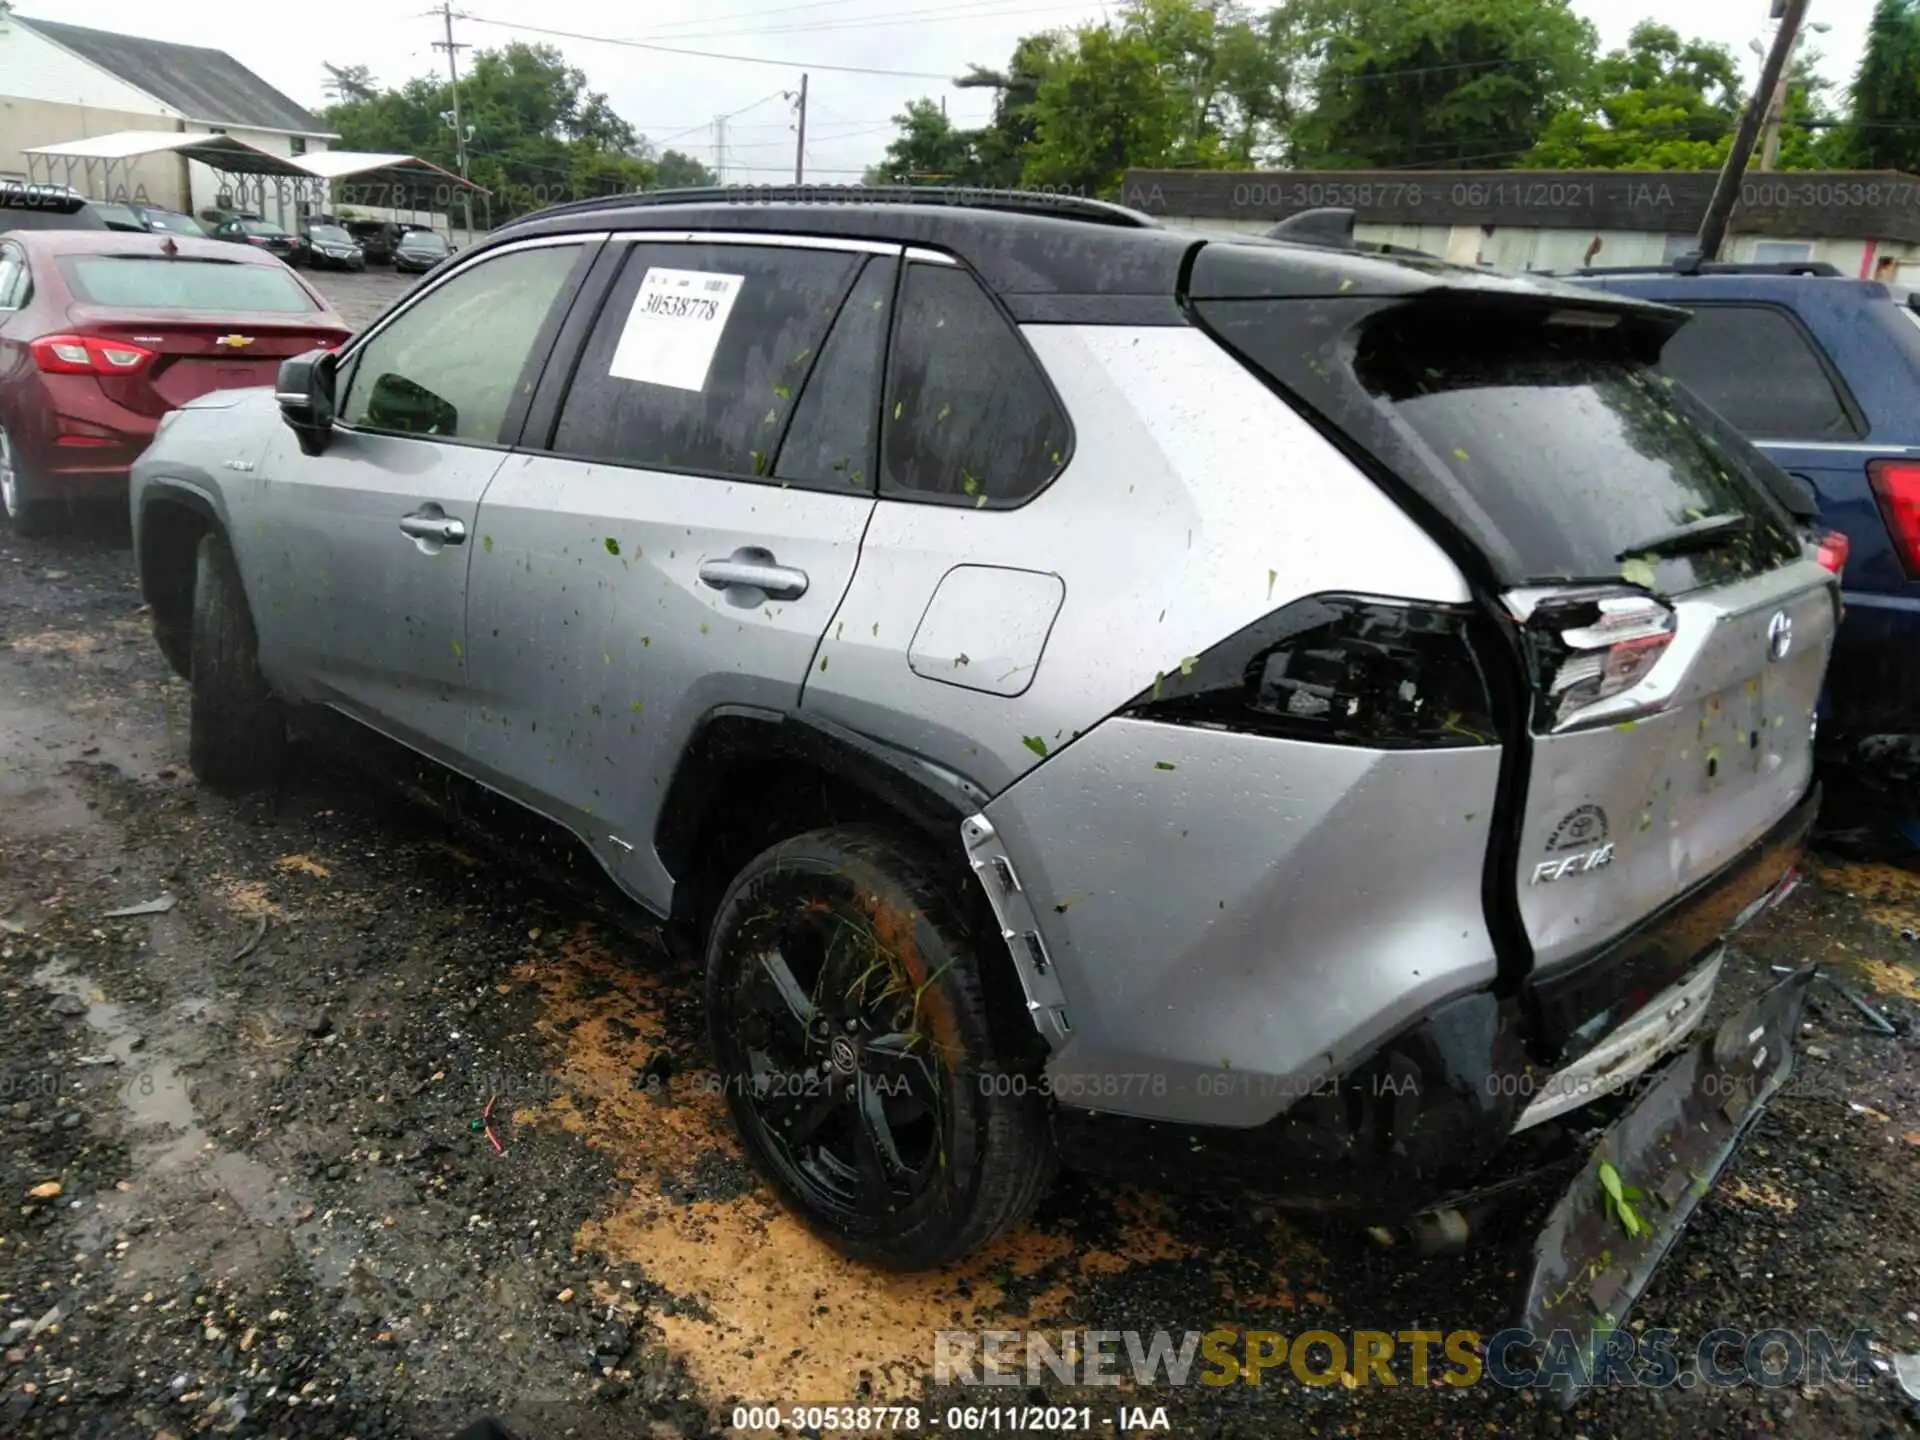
[128,189,1836,1370]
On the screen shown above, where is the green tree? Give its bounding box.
[957,32,1072,186]
[654,151,717,188]
[1523,23,1740,169]
[1289,0,1597,169]
[320,63,377,105]
[864,99,988,184]
[1838,0,1920,171]
[321,43,659,221]
[1022,25,1187,191]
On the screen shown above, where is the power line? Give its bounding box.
[460,11,956,78]
[627,0,1098,42]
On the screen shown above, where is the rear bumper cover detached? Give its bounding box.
[1046,781,1818,1215]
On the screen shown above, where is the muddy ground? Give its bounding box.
[4,510,1920,1440]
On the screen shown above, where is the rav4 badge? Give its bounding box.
[1531,843,1616,884]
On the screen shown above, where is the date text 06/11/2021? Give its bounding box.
[728,1405,1173,1433]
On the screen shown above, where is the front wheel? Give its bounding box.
[187,531,285,792]
[704,825,1055,1269]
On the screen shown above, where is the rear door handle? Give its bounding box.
[399,509,466,545]
[699,547,808,600]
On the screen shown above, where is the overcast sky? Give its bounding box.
[38,0,1880,183]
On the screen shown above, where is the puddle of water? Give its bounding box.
[30,958,355,1287]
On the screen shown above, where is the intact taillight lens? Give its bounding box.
[1869,459,1920,580]
[30,334,157,376]
[1122,594,1499,748]
[1523,591,1676,730]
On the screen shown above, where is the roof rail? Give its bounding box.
[1561,258,1843,279]
[498,183,1163,233]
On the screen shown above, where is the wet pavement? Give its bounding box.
[4,524,1920,1433]
[305,266,418,330]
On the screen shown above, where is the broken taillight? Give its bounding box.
[1811,528,1849,576]
[1522,591,1676,730]
[30,334,157,376]
[1869,459,1920,580]
[1122,594,1499,748]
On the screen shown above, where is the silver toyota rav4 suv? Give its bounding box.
[130,189,1835,1350]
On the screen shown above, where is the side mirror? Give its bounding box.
[277,348,337,456]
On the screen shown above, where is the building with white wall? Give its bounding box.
[1120,169,1920,282]
[0,4,335,227]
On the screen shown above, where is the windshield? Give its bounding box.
[58,256,319,313]
[238,220,286,236]
[91,203,145,231]
[308,226,353,244]
[402,232,448,252]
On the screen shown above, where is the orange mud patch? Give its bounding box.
[518,923,1317,1408]
[8,620,146,656]
[272,855,333,880]
[1721,1177,1799,1214]
[220,880,287,920]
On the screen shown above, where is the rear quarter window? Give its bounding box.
[57,256,319,313]
[1651,303,1858,441]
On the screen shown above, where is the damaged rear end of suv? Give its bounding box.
[966,234,1836,1371]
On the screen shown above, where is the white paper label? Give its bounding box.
[606,266,744,392]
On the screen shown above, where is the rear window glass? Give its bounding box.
[58,256,318,314]
[1354,308,1803,592]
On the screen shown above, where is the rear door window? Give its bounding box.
[58,256,319,313]
[880,262,1069,507]
[1352,306,1805,593]
[549,241,862,480]
[1653,303,1857,440]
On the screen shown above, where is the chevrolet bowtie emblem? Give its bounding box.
[214,334,255,348]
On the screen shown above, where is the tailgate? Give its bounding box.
[1512,560,1835,975]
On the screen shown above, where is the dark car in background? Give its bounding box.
[392,227,453,274]
[342,219,402,265]
[210,216,303,266]
[0,184,108,234]
[87,201,151,233]
[129,204,208,238]
[0,228,350,534]
[1569,260,1920,824]
[299,220,366,271]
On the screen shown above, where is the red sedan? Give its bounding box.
[0,229,351,534]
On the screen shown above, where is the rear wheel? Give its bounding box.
[0,427,58,537]
[188,531,285,792]
[704,824,1054,1269]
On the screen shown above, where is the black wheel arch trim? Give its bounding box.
[654,704,991,924]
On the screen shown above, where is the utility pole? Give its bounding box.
[1757,19,1829,171]
[1695,0,1809,262]
[793,74,809,184]
[713,115,727,184]
[432,1,474,237]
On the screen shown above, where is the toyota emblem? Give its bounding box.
[1767,611,1793,662]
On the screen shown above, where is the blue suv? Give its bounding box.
[1570,261,1920,791]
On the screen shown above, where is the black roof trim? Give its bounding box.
[489,194,1199,299]
[501,184,1164,232]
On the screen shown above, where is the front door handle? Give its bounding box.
[699,547,808,600]
[399,508,466,545]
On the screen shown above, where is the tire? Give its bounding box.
[0,426,58,537]
[187,531,285,792]
[704,824,1055,1269]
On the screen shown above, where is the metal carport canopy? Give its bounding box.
[22,129,310,179]
[295,151,488,207]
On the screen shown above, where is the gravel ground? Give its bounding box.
[304,266,417,331]
[2,271,1920,1437]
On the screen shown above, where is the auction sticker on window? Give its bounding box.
[608,266,744,391]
